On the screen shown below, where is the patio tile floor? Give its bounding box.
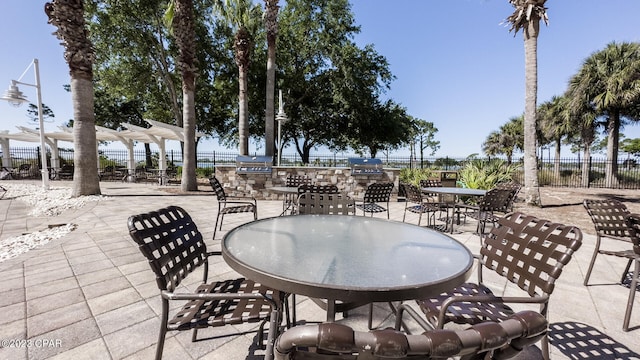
[0,180,638,359]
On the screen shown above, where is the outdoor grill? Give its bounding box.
[348,158,383,176]
[235,155,273,174]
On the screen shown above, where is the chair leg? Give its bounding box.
[213,213,221,240]
[583,235,602,286]
[367,303,374,329]
[621,259,633,284]
[264,309,280,360]
[156,300,170,360]
[623,260,639,331]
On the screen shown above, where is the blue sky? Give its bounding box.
[1,0,640,158]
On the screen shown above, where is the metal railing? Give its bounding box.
[2,147,639,189]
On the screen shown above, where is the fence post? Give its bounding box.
[588,156,592,188]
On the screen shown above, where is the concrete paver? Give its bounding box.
[0,180,638,359]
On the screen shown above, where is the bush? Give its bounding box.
[457,159,519,190]
[399,168,437,187]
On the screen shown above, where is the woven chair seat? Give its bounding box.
[355,182,394,218]
[220,204,256,215]
[169,278,280,330]
[355,203,387,213]
[418,282,515,325]
[406,203,441,214]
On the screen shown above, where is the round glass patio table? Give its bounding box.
[222,215,473,318]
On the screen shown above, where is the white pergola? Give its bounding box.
[0,119,204,179]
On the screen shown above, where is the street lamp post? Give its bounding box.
[275,89,288,167]
[1,58,49,190]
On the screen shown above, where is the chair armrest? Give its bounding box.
[162,289,280,308]
[221,198,257,206]
[436,293,550,329]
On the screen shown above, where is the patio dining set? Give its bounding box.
[126,175,640,360]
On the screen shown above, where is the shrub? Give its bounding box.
[457,159,519,190]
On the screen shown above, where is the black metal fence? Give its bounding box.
[3,146,640,189]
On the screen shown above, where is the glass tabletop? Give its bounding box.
[222,215,473,302]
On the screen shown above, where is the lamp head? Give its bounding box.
[1,82,28,107]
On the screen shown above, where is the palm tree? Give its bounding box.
[264,0,279,158]
[566,42,640,187]
[505,0,548,206]
[482,115,523,164]
[214,0,262,155]
[166,0,198,191]
[538,95,573,178]
[45,0,101,197]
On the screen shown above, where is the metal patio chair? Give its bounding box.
[296,192,355,215]
[128,205,285,360]
[210,176,257,239]
[275,310,548,360]
[283,175,312,213]
[582,199,632,286]
[395,212,582,360]
[495,181,521,212]
[402,183,445,228]
[464,187,517,236]
[354,182,394,219]
[622,213,640,331]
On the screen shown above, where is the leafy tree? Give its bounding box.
[26,103,55,124]
[566,42,640,187]
[621,138,640,158]
[505,0,547,206]
[45,0,101,196]
[276,0,402,163]
[409,118,440,168]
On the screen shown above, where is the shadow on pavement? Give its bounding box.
[549,322,640,359]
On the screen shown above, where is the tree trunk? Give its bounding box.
[239,64,249,155]
[265,30,276,158]
[522,20,542,206]
[173,0,197,191]
[554,137,561,179]
[581,147,591,188]
[605,112,620,188]
[71,76,101,196]
[181,85,197,191]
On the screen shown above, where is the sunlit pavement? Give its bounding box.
[0,180,638,359]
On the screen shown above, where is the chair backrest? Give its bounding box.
[481,212,582,297]
[209,177,228,201]
[363,182,394,203]
[297,193,355,215]
[403,183,423,204]
[419,179,442,198]
[419,179,441,188]
[478,187,514,212]
[496,182,521,210]
[297,184,339,195]
[128,206,207,292]
[274,310,548,360]
[625,213,640,256]
[286,175,311,187]
[583,199,631,239]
